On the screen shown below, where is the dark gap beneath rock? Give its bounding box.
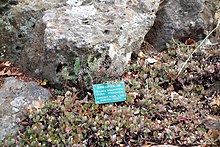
[56,63,67,73]
[131,52,138,61]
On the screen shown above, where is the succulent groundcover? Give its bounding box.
[1,40,219,146]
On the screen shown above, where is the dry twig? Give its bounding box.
[176,19,220,78]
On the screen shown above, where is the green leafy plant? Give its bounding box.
[62,55,122,91]
[62,57,81,82]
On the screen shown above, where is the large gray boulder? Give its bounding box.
[144,0,217,50]
[0,0,65,64]
[0,0,161,86]
[0,77,52,141]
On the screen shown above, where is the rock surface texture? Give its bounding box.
[144,0,218,50]
[0,0,65,64]
[0,0,161,86]
[0,77,52,141]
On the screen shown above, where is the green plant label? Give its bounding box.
[93,82,126,104]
